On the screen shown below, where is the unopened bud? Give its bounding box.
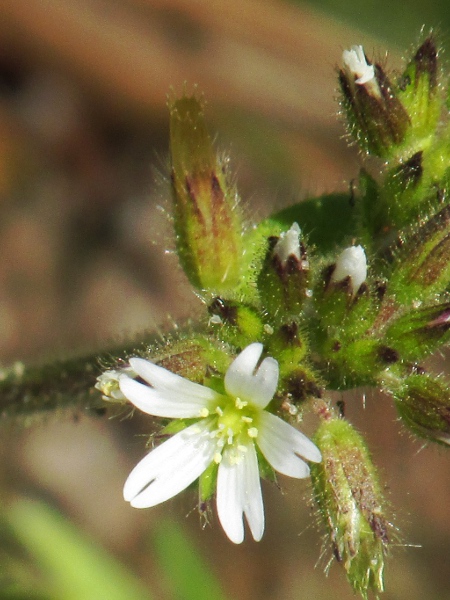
[257,223,310,320]
[311,417,389,597]
[342,45,376,87]
[273,222,302,266]
[169,95,243,293]
[340,45,410,157]
[388,203,450,304]
[331,245,367,296]
[392,373,450,446]
[95,367,136,403]
[384,301,450,361]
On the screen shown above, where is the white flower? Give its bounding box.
[343,45,375,85]
[119,343,321,544]
[331,245,367,295]
[274,222,302,265]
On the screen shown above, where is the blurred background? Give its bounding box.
[0,0,449,598]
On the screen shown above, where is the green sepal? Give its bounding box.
[150,335,232,385]
[397,36,441,147]
[387,203,450,305]
[318,337,392,390]
[383,300,450,361]
[207,298,264,348]
[356,169,390,251]
[388,372,450,446]
[279,364,323,407]
[266,322,308,372]
[199,460,219,504]
[161,418,196,436]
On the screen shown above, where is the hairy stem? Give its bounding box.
[0,334,159,426]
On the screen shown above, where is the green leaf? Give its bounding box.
[262,193,356,253]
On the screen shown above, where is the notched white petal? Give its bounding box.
[224,343,263,400]
[242,443,264,541]
[124,421,216,507]
[343,45,375,85]
[250,356,279,408]
[257,412,321,478]
[225,343,278,408]
[119,376,212,418]
[216,444,264,543]
[129,357,218,401]
[216,449,245,544]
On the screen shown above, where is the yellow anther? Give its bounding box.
[241,416,253,423]
[215,406,224,416]
[199,407,210,418]
[248,427,258,438]
[235,397,248,409]
[214,452,223,464]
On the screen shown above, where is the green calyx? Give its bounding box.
[169,94,244,294]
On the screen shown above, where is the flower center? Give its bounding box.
[207,396,259,464]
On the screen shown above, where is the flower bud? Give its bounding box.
[388,203,450,304]
[384,301,450,361]
[340,45,410,158]
[311,417,389,597]
[95,367,136,403]
[392,373,450,446]
[257,223,310,321]
[330,245,367,296]
[169,95,243,293]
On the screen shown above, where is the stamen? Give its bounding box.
[214,452,223,464]
[199,407,210,418]
[215,406,224,416]
[235,397,248,409]
[241,416,253,423]
[227,427,234,444]
[248,427,258,438]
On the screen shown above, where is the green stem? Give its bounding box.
[0,334,158,425]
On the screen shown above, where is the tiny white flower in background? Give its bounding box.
[118,343,321,544]
[274,222,301,266]
[343,45,375,85]
[331,245,367,295]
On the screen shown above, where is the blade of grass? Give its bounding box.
[153,520,230,600]
[7,499,151,600]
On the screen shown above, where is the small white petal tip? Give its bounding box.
[343,45,375,85]
[274,222,301,265]
[332,245,367,294]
